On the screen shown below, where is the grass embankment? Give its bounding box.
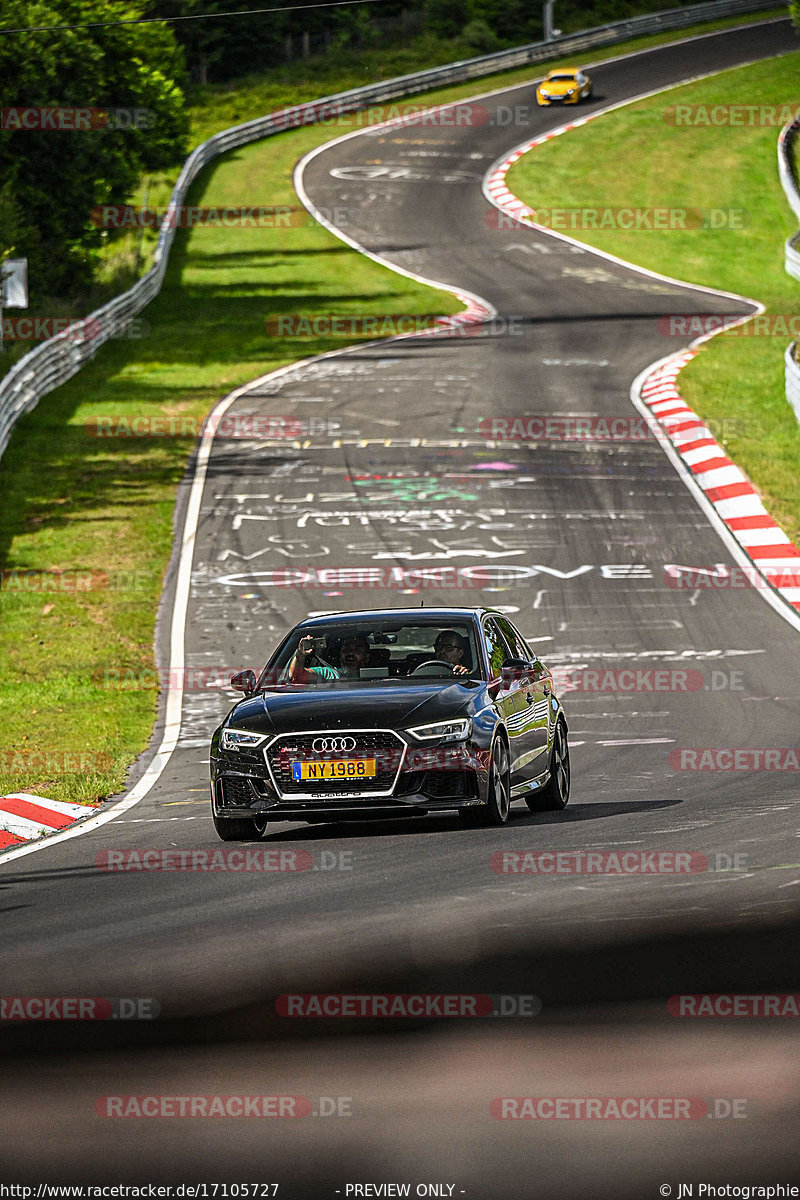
[507,50,800,544]
[0,11,791,808]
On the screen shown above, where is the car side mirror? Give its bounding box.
[501,658,536,684]
[230,669,257,696]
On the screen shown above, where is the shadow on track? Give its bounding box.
[260,796,682,842]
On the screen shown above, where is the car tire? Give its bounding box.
[465,738,511,827]
[526,721,570,812]
[212,813,267,841]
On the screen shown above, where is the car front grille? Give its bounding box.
[218,775,274,808]
[220,776,257,807]
[396,770,477,800]
[266,730,405,797]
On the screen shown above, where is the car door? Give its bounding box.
[495,616,551,786]
[482,617,525,787]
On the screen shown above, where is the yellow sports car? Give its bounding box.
[536,68,592,105]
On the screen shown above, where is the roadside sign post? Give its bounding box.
[543,0,555,41]
[0,257,28,354]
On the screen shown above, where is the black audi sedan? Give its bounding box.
[210,607,570,839]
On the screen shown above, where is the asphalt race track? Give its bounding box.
[3,19,800,1198]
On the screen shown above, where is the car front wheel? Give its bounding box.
[460,738,511,827]
[526,721,570,812]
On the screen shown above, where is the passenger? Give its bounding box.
[338,633,370,679]
[288,632,370,683]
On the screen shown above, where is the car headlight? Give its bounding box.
[407,718,472,743]
[221,728,267,751]
[566,88,575,96]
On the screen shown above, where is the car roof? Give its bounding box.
[295,607,499,628]
[548,67,580,73]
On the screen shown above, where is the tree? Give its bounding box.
[0,0,189,296]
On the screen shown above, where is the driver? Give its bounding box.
[433,630,470,677]
[288,632,370,683]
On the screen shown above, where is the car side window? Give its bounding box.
[483,618,511,678]
[495,616,534,663]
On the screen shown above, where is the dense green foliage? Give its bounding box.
[0,0,188,296]
[161,0,737,84]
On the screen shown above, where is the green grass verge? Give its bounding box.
[507,50,800,543]
[0,10,791,809]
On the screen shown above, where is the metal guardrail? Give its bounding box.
[786,343,800,422]
[788,234,800,284]
[778,113,800,280]
[0,0,781,463]
[778,115,800,220]
[777,114,800,413]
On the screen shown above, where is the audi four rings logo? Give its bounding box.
[312,736,357,753]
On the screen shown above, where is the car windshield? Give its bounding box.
[259,620,482,687]
[548,73,576,81]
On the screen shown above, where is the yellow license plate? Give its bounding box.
[292,759,377,782]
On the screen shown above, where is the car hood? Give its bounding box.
[227,682,480,736]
